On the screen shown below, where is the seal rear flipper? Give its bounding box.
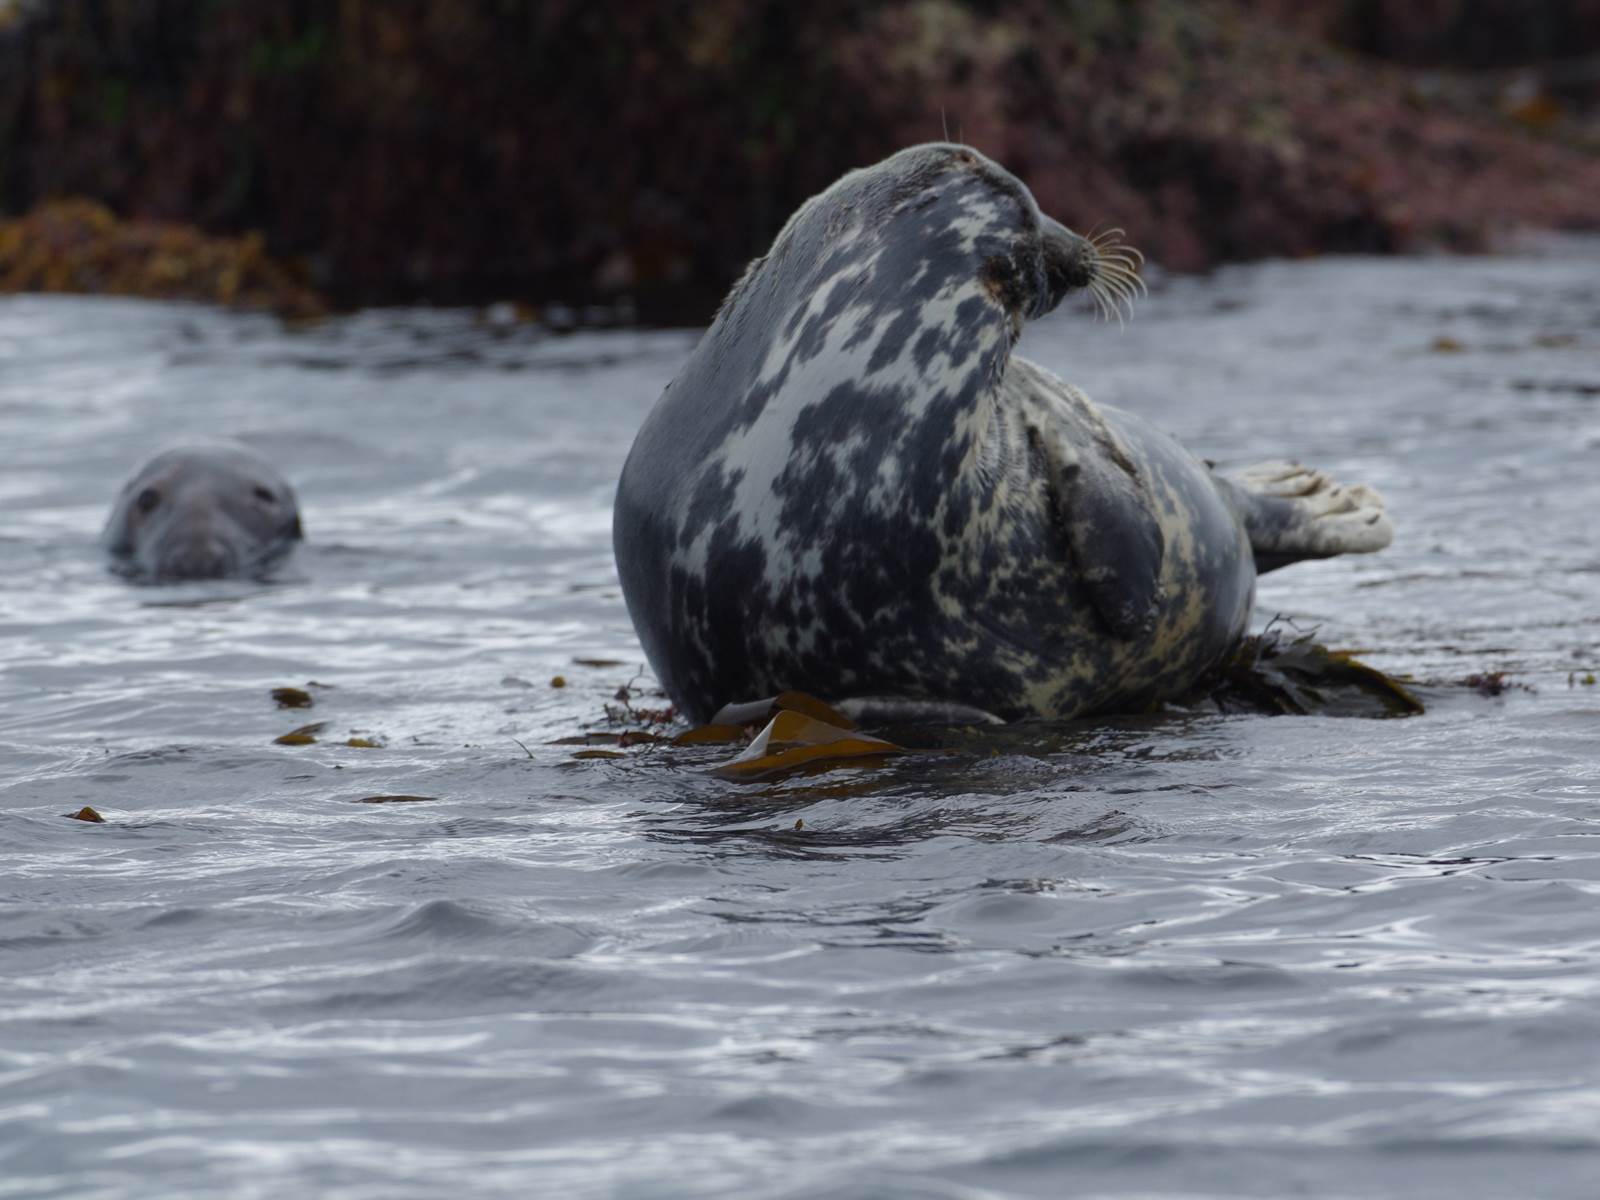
[1032,420,1166,641]
[1221,460,1393,575]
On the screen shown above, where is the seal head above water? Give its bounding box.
[103,442,304,583]
[613,143,1391,724]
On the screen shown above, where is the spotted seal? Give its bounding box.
[103,442,304,582]
[613,143,1391,724]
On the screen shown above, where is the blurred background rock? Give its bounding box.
[1,0,1597,320]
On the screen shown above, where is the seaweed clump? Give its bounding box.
[1183,629,1425,718]
[0,200,325,316]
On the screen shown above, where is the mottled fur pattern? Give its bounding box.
[613,144,1387,723]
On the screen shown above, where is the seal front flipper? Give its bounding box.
[1219,460,1393,575]
[1025,401,1166,641]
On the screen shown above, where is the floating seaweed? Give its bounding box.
[708,710,905,783]
[1182,630,1424,718]
[273,721,325,745]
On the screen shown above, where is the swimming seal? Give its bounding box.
[613,143,1391,724]
[103,442,304,582]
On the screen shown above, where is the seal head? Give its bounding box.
[103,442,304,583]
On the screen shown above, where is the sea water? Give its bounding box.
[2,243,1598,1199]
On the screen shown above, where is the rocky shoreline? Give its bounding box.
[2,0,1597,319]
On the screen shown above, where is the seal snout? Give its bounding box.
[1036,216,1146,324]
[1039,216,1097,314]
[158,530,239,581]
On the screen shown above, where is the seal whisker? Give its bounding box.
[1085,280,1111,323]
[1085,232,1145,325]
[1100,265,1142,293]
[1100,263,1141,293]
[1096,247,1142,268]
[1088,277,1128,327]
[1084,222,1147,317]
[1110,277,1140,323]
[1090,232,1146,273]
[1095,248,1144,273]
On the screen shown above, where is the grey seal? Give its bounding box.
[103,442,304,582]
[613,143,1391,724]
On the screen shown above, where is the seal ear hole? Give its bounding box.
[135,487,161,515]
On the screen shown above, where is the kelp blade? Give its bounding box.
[710,711,903,782]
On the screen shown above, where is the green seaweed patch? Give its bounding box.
[64,805,106,823]
[354,794,435,804]
[271,686,314,708]
[1184,631,1424,718]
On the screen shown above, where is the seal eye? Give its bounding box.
[252,485,277,505]
[135,487,161,515]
